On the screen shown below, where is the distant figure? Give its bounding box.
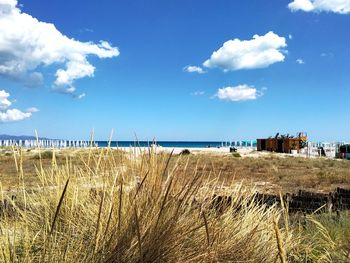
[230,147,237,153]
[318,147,326,157]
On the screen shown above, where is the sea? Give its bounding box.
[94,141,257,148]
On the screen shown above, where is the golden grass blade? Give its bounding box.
[11,146,19,173]
[87,129,95,166]
[279,192,289,237]
[35,129,44,175]
[161,149,174,179]
[102,203,114,238]
[94,188,105,253]
[50,177,70,235]
[201,211,210,247]
[273,216,287,263]
[117,181,123,237]
[155,175,173,228]
[134,206,144,263]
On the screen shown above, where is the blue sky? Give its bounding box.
[0,0,349,141]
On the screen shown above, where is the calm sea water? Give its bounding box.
[95,141,257,148]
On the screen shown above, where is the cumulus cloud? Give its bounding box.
[215,85,263,102]
[0,0,16,12]
[296,58,305,64]
[0,108,32,122]
[0,89,11,110]
[0,89,37,122]
[288,0,350,14]
[0,0,119,96]
[203,32,287,71]
[183,65,206,74]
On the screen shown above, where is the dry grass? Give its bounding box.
[2,149,350,194]
[171,154,350,194]
[0,147,349,262]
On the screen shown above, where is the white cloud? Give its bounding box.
[0,0,17,13]
[0,0,119,96]
[203,32,287,71]
[76,93,86,99]
[296,58,305,64]
[26,107,39,113]
[55,60,95,89]
[183,65,205,74]
[289,34,293,40]
[288,0,350,14]
[80,28,94,33]
[216,85,263,102]
[191,90,205,96]
[0,108,31,122]
[321,52,334,58]
[288,0,315,11]
[0,89,37,122]
[0,89,11,110]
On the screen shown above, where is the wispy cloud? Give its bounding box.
[191,91,205,96]
[75,93,86,100]
[296,58,305,64]
[321,52,334,58]
[80,28,94,33]
[26,107,39,113]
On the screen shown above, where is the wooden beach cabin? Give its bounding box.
[257,132,307,153]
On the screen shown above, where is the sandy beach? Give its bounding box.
[114,146,255,155]
[115,146,316,158]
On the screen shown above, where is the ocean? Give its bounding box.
[95,141,257,148]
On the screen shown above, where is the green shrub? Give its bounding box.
[232,152,241,158]
[180,149,191,155]
[32,150,53,159]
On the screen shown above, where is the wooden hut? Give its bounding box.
[257,133,307,153]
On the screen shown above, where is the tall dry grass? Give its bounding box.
[0,146,342,262]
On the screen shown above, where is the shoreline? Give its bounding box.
[0,145,337,159]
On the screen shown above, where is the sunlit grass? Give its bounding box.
[0,146,349,262]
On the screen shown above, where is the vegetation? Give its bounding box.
[179,149,191,155]
[0,147,349,262]
[232,152,241,158]
[2,150,350,193]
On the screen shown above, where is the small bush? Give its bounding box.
[232,152,241,158]
[32,150,53,159]
[180,149,191,155]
